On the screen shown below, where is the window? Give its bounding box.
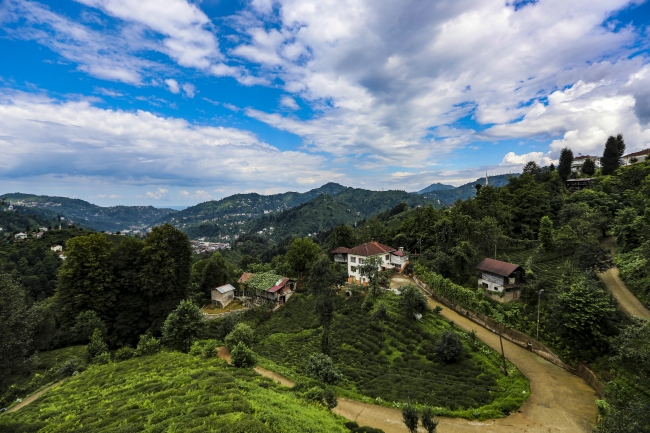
[482,282,489,289]
[385,255,389,261]
[351,266,357,273]
[350,256,356,263]
[509,277,515,285]
[359,258,364,264]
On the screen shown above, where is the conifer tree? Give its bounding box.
[601,134,626,175]
[558,148,574,181]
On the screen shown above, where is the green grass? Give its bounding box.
[252,293,529,419]
[0,351,351,433]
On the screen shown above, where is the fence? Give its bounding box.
[412,275,605,398]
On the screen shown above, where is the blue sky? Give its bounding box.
[1,0,649,206]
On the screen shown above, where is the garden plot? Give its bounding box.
[253,293,529,419]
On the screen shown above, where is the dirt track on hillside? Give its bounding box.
[599,238,650,319]
[5,380,65,414]
[218,275,599,432]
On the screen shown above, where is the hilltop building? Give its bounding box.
[476,258,523,302]
[331,241,409,284]
[211,284,236,308]
[623,149,650,165]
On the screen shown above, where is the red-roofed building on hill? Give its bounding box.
[623,148,650,165]
[331,241,409,284]
[476,258,523,302]
[237,272,295,304]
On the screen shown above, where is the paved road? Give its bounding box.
[219,276,598,433]
[599,238,650,319]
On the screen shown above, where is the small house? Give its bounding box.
[238,272,295,304]
[571,155,600,172]
[14,232,27,240]
[211,284,236,308]
[51,245,63,252]
[35,232,44,239]
[476,258,523,302]
[623,149,650,165]
[565,178,594,192]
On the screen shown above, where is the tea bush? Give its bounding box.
[254,293,529,418]
[0,351,350,433]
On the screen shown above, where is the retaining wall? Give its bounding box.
[412,275,605,398]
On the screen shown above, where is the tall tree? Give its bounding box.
[326,223,357,252]
[538,216,554,252]
[601,134,626,175]
[558,147,574,181]
[0,273,34,393]
[309,257,337,354]
[161,299,205,353]
[285,237,321,278]
[581,158,596,176]
[56,233,116,326]
[140,224,193,332]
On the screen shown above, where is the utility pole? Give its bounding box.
[536,289,544,340]
[499,330,508,376]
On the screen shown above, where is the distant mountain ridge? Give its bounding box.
[417,183,456,194]
[0,193,177,232]
[417,174,517,205]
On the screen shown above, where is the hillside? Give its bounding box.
[0,351,352,433]
[238,188,432,241]
[0,193,176,232]
[418,174,516,206]
[417,182,455,194]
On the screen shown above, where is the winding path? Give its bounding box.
[598,238,650,319]
[219,274,599,433]
[5,380,65,414]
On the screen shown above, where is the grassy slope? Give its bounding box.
[0,351,350,433]
[253,293,529,419]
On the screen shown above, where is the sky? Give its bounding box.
[1,0,650,206]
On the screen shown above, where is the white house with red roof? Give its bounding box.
[331,241,409,284]
[623,148,650,165]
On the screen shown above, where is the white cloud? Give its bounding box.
[279,95,299,110]
[182,83,195,98]
[228,0,645,166]
[146,188,169,199]
[500,151,557,167]
[0,90,339,192]
[165,78,180,93]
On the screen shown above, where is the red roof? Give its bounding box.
[332,241,395,257]
[268,277,290,293]
[238,272,254,283]
[392,250,406,257]
[476,258,521,277]
[624,148,650,158]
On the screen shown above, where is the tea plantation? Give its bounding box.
[253,293,529,418]
[0,351,351,433]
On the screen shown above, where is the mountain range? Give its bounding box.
[1,174,517,239]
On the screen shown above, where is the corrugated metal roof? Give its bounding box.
[214,284,236,294]
[476,258,521,277]
[268,278,290,293]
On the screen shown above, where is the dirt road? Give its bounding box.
[599,238,650,319]
[6,380,65,414]
[219,276,598,433]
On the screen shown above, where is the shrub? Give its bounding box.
[189,341,204,356]
[231,342,256,368]
[87,328,108,361]
[420,406,439,432]
[433,331,464,364]
[373,304,389,321]
[323,387,338,410]
[305,353,342,385]
[225,323,255,350]
[134,333,161,356]
[161,299,206,353]
[216,314,239,340]
[203,339,218,358]
[114,346,135,361]
[70,311,106,343]
[56,357,83,377]
[93,351,112,365]
[402,402,419,433]
[398,284,428,319]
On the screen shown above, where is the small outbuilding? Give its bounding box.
[211,284,237,308]
[476,258,523,302]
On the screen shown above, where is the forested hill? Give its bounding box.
[0,193,176,232]
[418,174,516,205]
[164,183,348,239]
[238,187,430,241]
